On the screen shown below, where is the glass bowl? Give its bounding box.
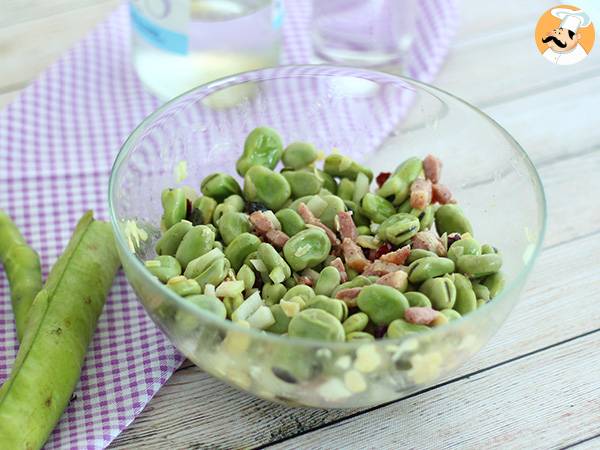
[108,65,546,408]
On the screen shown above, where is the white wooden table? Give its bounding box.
[1,1,599,448]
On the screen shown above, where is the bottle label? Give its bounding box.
[272,0,284,29]
[129,0,190,55]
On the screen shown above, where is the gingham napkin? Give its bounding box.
[0,1,457,448]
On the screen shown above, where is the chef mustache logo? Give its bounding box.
[541,35,568,48]
[534,4,595,66]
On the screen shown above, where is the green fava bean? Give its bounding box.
[258,242,292,284]
[275,208,305,236]
[200,172,242,202]
[342,312,369,334]
[396,198,412,213]
[225,232,262,271]
[190,196,217,225]
[394,157,423,183]
[435,204,473,235]
[223,295,244,319]
[266,304,291,334]
[155,220,193,256]
[282,141,318,169]
[244,165,291,210]
[441,308,461,321]
[483,271,505,298]
[184,248,223,278]
[282,170,323,198]
[456,254,502,278]
[477,299,488,308]
[346,331,375,342]
[451,273,477,315]
[481,244,499,254]
[283,228,331,272]
[288,308,345,342]
[237,264,256,291]
[419,277,456,310]
[167,276,202,297]
[386,319,430,339]
[282,284,315,301]
[472,282,490,301]
[175,225,215,269]
[377,213,420,245]
[361,193,395,223]
[262,282,288,306]
[218,212,251,245]
[303,194,346,229]
[407,249,437,264]
[323,154,373,181]
[182,294,227,320]
[447,237,481,263]
[316,169,338,194]
[377,175,409,205]
[404,291,432,308]
[161,188,187,230]
[356,225,371,235]
[195,257,229,289]
[144,255,182,283]
[408,256,455,284]
[337,178,355,201]
[236,126,283,176]
[306,295,347,321]
[356,284,409,326]
[314,266,341,296]
[418,205,435,230]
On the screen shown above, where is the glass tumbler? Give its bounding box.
[130,0,283,101]
[311,0,418,66]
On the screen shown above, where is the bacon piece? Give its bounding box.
[335,287,363,307]
[249,211,274,235]
[404,307,439,325]
[341,238,370,272]
[411,231,446,256]
[337,211,358,241]
[362,260,401,276]
[265,229,289,248]
[376,271,408,290]
[368,243,393,261]
[329,257,348,283]
[423,154,442,184]
[296,276,314,287]
[378,245,411,265]
[297,202,339,246]
[432,183,455,204]
[409,178,432,210]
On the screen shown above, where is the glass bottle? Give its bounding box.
[130,0,283,101]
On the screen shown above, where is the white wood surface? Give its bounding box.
[1,1,599,449]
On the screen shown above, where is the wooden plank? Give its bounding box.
[454,0,548,44]
[110,229,600,449]
[0,0,117,27]
[0,1,119,91]
[271,332,600,450]
[437,31,600,106]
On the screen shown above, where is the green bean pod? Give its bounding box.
[0,211,43,342]
[0,211,120,450]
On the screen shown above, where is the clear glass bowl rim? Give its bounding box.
[108,64,548,351]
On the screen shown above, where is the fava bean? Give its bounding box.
[377,213,420,245]
[275,208,305,236]
[155,220,193,256]
[314,266,341,296]
[456,254,502,278]
[161,188,187,230]
[190,196,217,225]
[451,273,477,315]
[361,193,395,224]
[200,173,242,202]
[283,228,331,272]
[224,232,261,271]
[282,141,318,169]
[404,291,432,308]
[407,256,455,284]
[175,225,215,268]
[145,255,182,283]
[386,319,429,339]
[323,154,373,181]
[435,204,473,235]
[282,169,323,198]
[218,212,251,245]
[236,126,283,176]
[288,308,345,341]
[483,271,505,298]
[419,276,456,310]
[244,165,291,210]
[342,312,369,334]
[356,285,409,326]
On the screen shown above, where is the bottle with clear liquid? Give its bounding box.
[130,0,283,101]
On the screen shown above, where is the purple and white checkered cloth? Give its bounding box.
[0,1,457,448]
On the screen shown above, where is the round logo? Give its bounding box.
[535,4,595,65]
